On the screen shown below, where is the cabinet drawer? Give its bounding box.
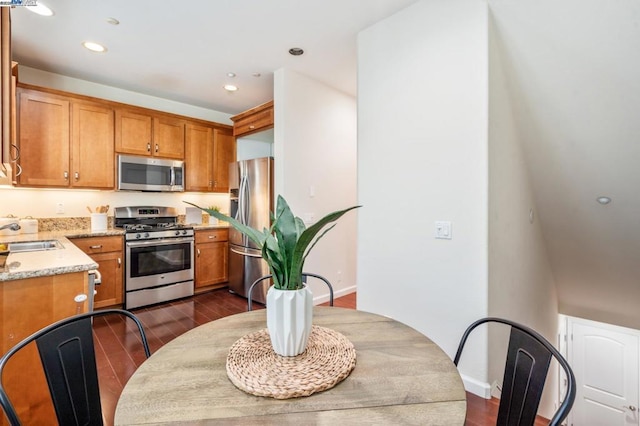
[233,108,273,136]
[195,229,228,244]
[71,235,123,253]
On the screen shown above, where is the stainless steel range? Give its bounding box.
[115,206,194,309]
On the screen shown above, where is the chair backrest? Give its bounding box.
[247,273,334,311]
[0,309,150,426]
[454,317,576,426]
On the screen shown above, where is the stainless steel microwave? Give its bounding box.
[118,154,184,192]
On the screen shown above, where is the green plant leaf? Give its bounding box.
[183,199,360,291]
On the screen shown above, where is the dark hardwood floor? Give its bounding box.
[92,288,536,425]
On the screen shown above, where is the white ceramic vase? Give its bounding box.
[266,285,313,356]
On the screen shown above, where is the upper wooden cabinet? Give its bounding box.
[231,100,273,137]
[184,123,235,193]
[16,83,232,191]
[213,128,235,192]
[17,86,114,189]
[115,110,185,159]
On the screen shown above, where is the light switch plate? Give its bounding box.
[435,221,452,239]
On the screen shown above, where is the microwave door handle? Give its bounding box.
[170,167,175,187]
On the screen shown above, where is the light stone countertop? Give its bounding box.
[0,224,229,282]
[0,235,98,282]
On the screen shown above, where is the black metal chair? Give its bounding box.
[0,309,150,426]
[454,317,576,426]
[247,273,334,311]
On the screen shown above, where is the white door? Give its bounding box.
[568,317,639,426]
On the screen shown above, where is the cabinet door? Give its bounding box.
[91,251,124,308]
[195,241,229,288]
[1,272,87,424]
[185,122,213,192]
[115,109,152,156]
[17,89,70,186]
[153,116,185,159]
[212,128,235,192]
[71,102,115,189]
[70,236,124,308]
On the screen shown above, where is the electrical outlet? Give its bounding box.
[56,202,65,214]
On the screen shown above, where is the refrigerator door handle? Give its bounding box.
[230,247,262,258]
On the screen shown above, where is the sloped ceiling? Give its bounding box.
[489,0,640,328]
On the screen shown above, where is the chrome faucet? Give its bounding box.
[0,223,20,232]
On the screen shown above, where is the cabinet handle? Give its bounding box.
[74,172,79,180]
[118,257,121,267]
[10,144,19,161]
[89,245,103,249]
[209,180,213,187]
[249,125,255,130]
[624,406,637,412]
[64,171,69,179]
[14,163,22,177]
[147,143,151,152]
[197,248,201,257]
[208,235,217,239]
[155,144,159,153]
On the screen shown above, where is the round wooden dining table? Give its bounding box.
[114,306,466,425]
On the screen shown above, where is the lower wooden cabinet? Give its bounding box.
[70,235,123,308]
[195,228,228,291]
[1,271,88,424]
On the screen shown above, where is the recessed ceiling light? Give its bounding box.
[227,72,236,78]
[223,84,238,92]
[106,17,120,25]
[25,2,54,16]
[252,73,261,78]
[82,41,107,53]
[596,196,612,205]
[288,47,304,56]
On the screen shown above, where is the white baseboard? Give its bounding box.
[313,285,356,305]
[461,374,492,399]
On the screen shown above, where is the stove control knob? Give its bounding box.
[175,230,181,236]
[181,230,188,235]
[144,232,150,238]
[135,233,142,240]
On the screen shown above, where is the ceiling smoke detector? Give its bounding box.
[288,47,304,56]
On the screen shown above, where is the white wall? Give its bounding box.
[273,69,358,301]
[487,14,560,416]
[357,0,490,388]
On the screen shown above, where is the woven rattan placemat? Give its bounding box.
[226,325,357,399]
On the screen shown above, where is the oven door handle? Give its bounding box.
[126,237,194,248]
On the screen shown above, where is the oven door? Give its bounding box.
[125,237,194,291]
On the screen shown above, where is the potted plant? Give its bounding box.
[185,196,359,356]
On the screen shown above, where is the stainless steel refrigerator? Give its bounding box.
[227,157,274,304]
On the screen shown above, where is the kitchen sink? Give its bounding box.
[8,240,64,253]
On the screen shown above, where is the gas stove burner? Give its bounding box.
[123,224,154,231]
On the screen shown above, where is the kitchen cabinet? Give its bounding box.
[1,271,88,424]
[16,86,115,189]
[70,235,124,308]
[0,8,17,185]
[115,109,185,159]
[231,100,274,137]
[184,123,234,192]
[195,228,228,291]
[213,128,235,192]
